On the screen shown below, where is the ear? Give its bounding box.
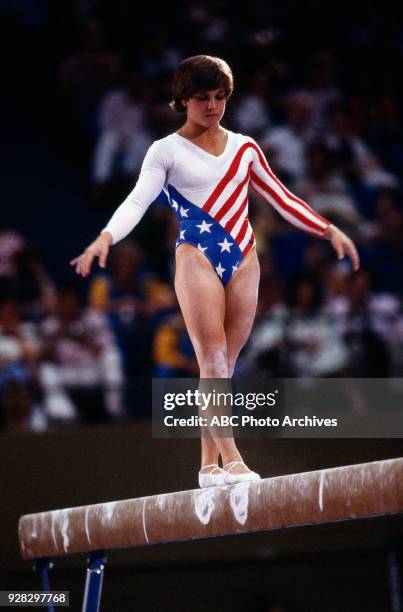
[181,99,188,109]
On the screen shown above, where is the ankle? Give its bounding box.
[200,463,220,473]
[221,453,243,467]
[223,460,252,474]
[201,458,219,468]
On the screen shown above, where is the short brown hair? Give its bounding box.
[170,55,234,113]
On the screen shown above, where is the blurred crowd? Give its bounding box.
[1,1,403,431]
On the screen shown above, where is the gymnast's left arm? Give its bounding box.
[249,139,360,271]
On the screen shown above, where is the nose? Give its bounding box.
[207,97,216,111]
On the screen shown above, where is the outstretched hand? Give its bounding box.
[70,232,113,277]
[323,224,360,271]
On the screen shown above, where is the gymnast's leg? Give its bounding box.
[225,247,260,376]
[174,243,259,476]
[222,246,260,474]
[174,244,226,472]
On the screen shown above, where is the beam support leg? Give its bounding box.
[32,557,55,612]
[82,551,107,612]
[389,537,403,612]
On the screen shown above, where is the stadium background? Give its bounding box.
[1,1,403,611]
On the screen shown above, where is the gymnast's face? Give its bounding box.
[182,89,227,128]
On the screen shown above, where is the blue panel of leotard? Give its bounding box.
[166,184,248,286]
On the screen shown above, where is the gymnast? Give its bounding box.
[70,55,360,488]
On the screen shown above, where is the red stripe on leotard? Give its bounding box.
[250,144,328,229]
[203,143,253,213]
[224,194,248,234]
[250,170,324,234]
[215,163,252,222]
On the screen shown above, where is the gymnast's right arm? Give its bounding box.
[70,142,167,277]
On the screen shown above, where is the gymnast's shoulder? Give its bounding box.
[142,135,177,169]
[229,130,260,147]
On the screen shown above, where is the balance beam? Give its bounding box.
[19,457,403,561]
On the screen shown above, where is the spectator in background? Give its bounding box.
[60,22,121,136]
[231,68,271,138]
[9,246,57,322]
[0,231,57,322]
[147,72,183,138]
[0,230,25,279]
[243,274,349,377]
[362,203,403,294]
[322,261,351,311]
[92,74,153,192]
[153,311,197,377]
[297,51,342,131]
[365,95,403,179]
[89,240,176,377]
[295,140,364,229]
[0,230,25,317]
[182,3,230,56]
[38,283,124,424]
[325,269,397,376]
[260,92,316,184]
[140,32,182,78]
[283,274,349,377]
[89,240,146,314]
[0,299,40,430]
[255,253,285,316]
[325,103,398,190]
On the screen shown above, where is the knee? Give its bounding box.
[198,345,228,377]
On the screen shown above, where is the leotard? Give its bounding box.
[102,130,331,285]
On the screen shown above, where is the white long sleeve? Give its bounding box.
[101,141,168,244]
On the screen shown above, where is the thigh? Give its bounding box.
[224,247,260,367]
[174,244,226,360]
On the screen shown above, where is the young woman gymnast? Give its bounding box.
[71,55,359,487]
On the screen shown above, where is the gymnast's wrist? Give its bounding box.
[98,230,113,245]
[322,223,336,241]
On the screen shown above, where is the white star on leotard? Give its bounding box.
[197,243,207,253]
[196,220,212,234]
[171,199,179,211]
[179,206,189,217]
[180,229,186,240]
[232,264,239,273]
[217,238,233,253]
[215,262,225,278]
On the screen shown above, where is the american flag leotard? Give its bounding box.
[102,130,331,285]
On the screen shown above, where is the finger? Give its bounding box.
[74,257,85,276]
[71,254,88,275]
[334,240,345,260]
[75,253,91,277]
[99,248,108,268]
[83,254,95,276]
[72,260,83,275]
[346,242,360,271]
